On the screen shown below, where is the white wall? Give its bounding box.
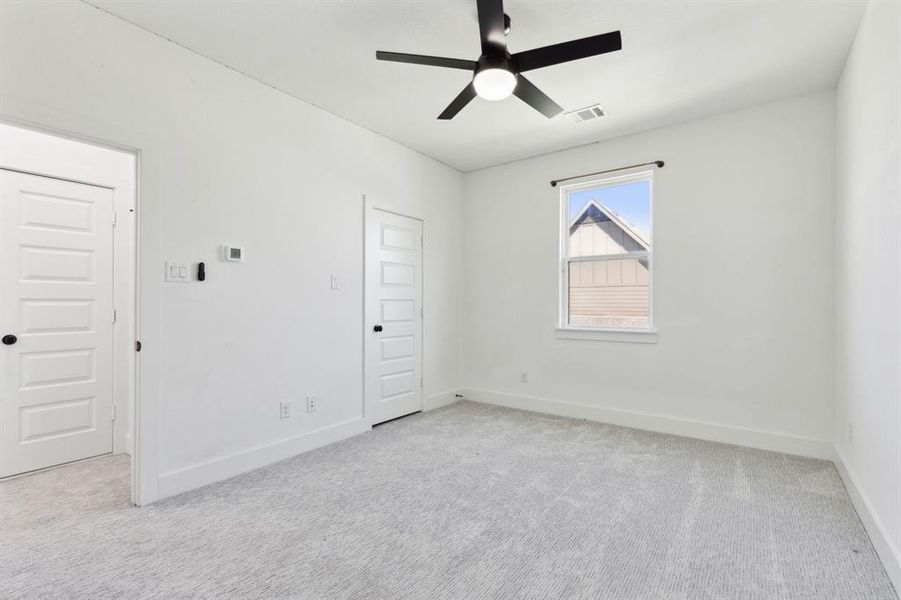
[0,0,463,502]
[834,0,901,586]
[461,92,836,455]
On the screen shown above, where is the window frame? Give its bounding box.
[557,169,656,341]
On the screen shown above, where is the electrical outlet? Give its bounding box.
[847,423,854,444]
[306,394,317,413]
[330,274,339,290]
[279,401,291,420]
[520,370,528,383]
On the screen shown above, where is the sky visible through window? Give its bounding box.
[568,180,651,240]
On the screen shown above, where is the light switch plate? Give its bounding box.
[165,261,189,282]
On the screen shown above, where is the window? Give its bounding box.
[559,171,653,333]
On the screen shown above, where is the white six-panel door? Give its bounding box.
[0,169,115,477]
[364,207,423,425]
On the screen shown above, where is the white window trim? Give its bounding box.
[557,169,656,342]
[555,327,658,343]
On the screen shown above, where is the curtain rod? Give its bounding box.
[550,160,664,188]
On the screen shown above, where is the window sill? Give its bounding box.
[555,327,658,344]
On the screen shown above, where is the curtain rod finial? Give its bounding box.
[656,161,665,168]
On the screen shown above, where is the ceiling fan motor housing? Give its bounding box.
[476,53,514,75]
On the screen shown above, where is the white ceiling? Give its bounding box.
[90,0,865,172]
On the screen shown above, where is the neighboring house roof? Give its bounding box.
[569,199,649,250]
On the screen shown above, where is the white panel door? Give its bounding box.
[365,207,423,425]
[0,169,115,477]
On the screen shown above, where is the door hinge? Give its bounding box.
[420,236,423,248]
[112,309,117,323]
[135,340,142,352]
[111,405,117,421]
[112,211,117,227]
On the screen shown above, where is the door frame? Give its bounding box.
[362,195,424,427]
[0,121,140,502]
[1,92,165,506]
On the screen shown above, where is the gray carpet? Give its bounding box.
[0,401,896,599]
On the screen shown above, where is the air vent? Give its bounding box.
[566,104,606,123]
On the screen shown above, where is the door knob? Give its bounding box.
[2,334,17,345]
[373,325,383,333]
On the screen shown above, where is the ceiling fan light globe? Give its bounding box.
[473,68,517,101]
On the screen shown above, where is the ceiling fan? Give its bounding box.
[375,0,622,120]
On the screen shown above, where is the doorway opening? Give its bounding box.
[0,122,137,507]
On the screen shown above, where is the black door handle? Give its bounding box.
[2,334,17,345]
[373,325,383,333]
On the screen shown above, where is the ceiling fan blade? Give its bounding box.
[512,31,622,72]
[513,75,563,118]
[438,82,477,120]
[477,0,506,55]
[376,51,477,71]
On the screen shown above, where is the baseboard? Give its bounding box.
[157,418,369,500]
[833,445,901,592]
[461,388,834,460]
[423,389,460,411]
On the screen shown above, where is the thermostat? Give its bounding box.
[223,246,245,262]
